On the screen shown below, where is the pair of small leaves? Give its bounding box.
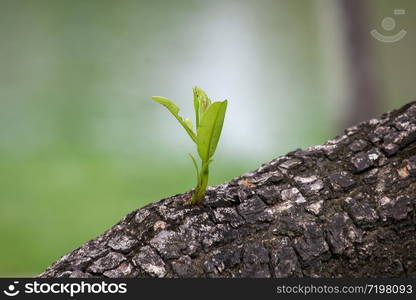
[152,87,227,204]
[151,88,227,163]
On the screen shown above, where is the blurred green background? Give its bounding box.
[1,0,415,276]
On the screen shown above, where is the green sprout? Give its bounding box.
[151,87,228,205]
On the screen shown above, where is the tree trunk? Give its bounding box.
[339,0,381,128]
[40,102,416,278]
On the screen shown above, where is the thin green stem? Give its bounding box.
[190,161,209,205]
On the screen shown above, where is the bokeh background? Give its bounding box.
[1,0,415,276]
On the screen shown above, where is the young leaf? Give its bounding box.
[197,100,227,162]
[193,87,211,117]
[151,96,197,143]
[193,87,200,129]
[188,153,200,184]
[200,91,211,114]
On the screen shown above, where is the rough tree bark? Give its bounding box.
[40,102,416,278]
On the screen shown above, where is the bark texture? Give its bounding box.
[40,102,416,278]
